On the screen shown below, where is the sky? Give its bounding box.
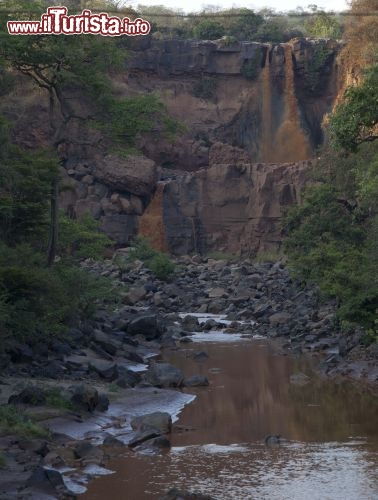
[127,0,350,14]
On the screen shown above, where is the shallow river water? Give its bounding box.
[81,338,378,500]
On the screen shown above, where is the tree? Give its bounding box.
[192,19,225,40]
[0,0,123,264]
[329,65,378,151]
[305,9,343,38]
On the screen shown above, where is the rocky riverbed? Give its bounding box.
[0,254,377,499]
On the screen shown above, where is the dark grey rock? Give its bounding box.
[97,393,110,412]
[70,384,99,412]
[264,434,281,446]
[89,359,118,381]
[131,411,172,434]
[183,375,209,387]
[145,363,184,388]
[8,386,46,406]
[116,368,142,388]
[27,465,65,490]
[74,440,104,462]
[128,428,162,449]
[127,314,163,340]
[103,434,125,447]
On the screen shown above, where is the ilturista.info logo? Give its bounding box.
[7,6,151,36]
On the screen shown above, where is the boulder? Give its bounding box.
[94,154,157,197]
[127,314,164,340]
[131,411,172,434]
[123,287,147,305]
[97,393,110,412]
[103,434,125,447]
[183,375,209,387]
[93,330,121,356]
[27,465,66,492]
[89,359,118,381]
[145,363,184,388]
[70,384,99,412]
[74,441,104,463]
[192,351,209,362]
[136,435,171,452]
[128,428,161,449]
[8,386,46,406]
[268,312,292,325]
[116,368,142,388]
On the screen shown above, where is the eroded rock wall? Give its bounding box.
[126,38,341,168]
[4,38,341,253]
[139,161,309,256]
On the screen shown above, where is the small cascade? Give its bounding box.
[260,45,273,162]
[138,181,168,251]
[273,45,311,162]
[189,217,197,254]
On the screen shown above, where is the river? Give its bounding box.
[81,336,378,500]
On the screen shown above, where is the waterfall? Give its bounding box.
[259,44,311,162]
[260,45,273,162]
[273,45,311,162]
[138,181,168,251]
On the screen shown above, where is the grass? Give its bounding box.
[0,405,49,438]
[45,387,73,410]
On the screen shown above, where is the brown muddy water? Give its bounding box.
[81,339,378,500]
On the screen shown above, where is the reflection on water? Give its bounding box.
[82,341,378,500]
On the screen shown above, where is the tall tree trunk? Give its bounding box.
[47,176,59,266]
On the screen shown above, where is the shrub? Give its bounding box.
[58,212,112,260]
[125,237,175,281]
[0,243,117,342]
[0,405,48,438]
[147,253,175,280]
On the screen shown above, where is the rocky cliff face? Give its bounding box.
[4,38,342,255]
[127,37,341,168]
[139,161,309,256]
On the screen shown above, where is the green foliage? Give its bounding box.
[305,10,343,39]
[217,36,238,47]
[45,387,73,410]
[0,119,57,246]
[192,19,225,40]
[0,405,48,438]
[0,242,117,342]
[192,77,217,100]
[104,94,179,147]
[58,213,112,259]
[285,57,378,332]
[284,153,378,328]
[304,45,331,92]
[126,237,175,280]
[329,65,378,151]
[128,236,158,262]
[222,8,264,40]
[147,253,175,280]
